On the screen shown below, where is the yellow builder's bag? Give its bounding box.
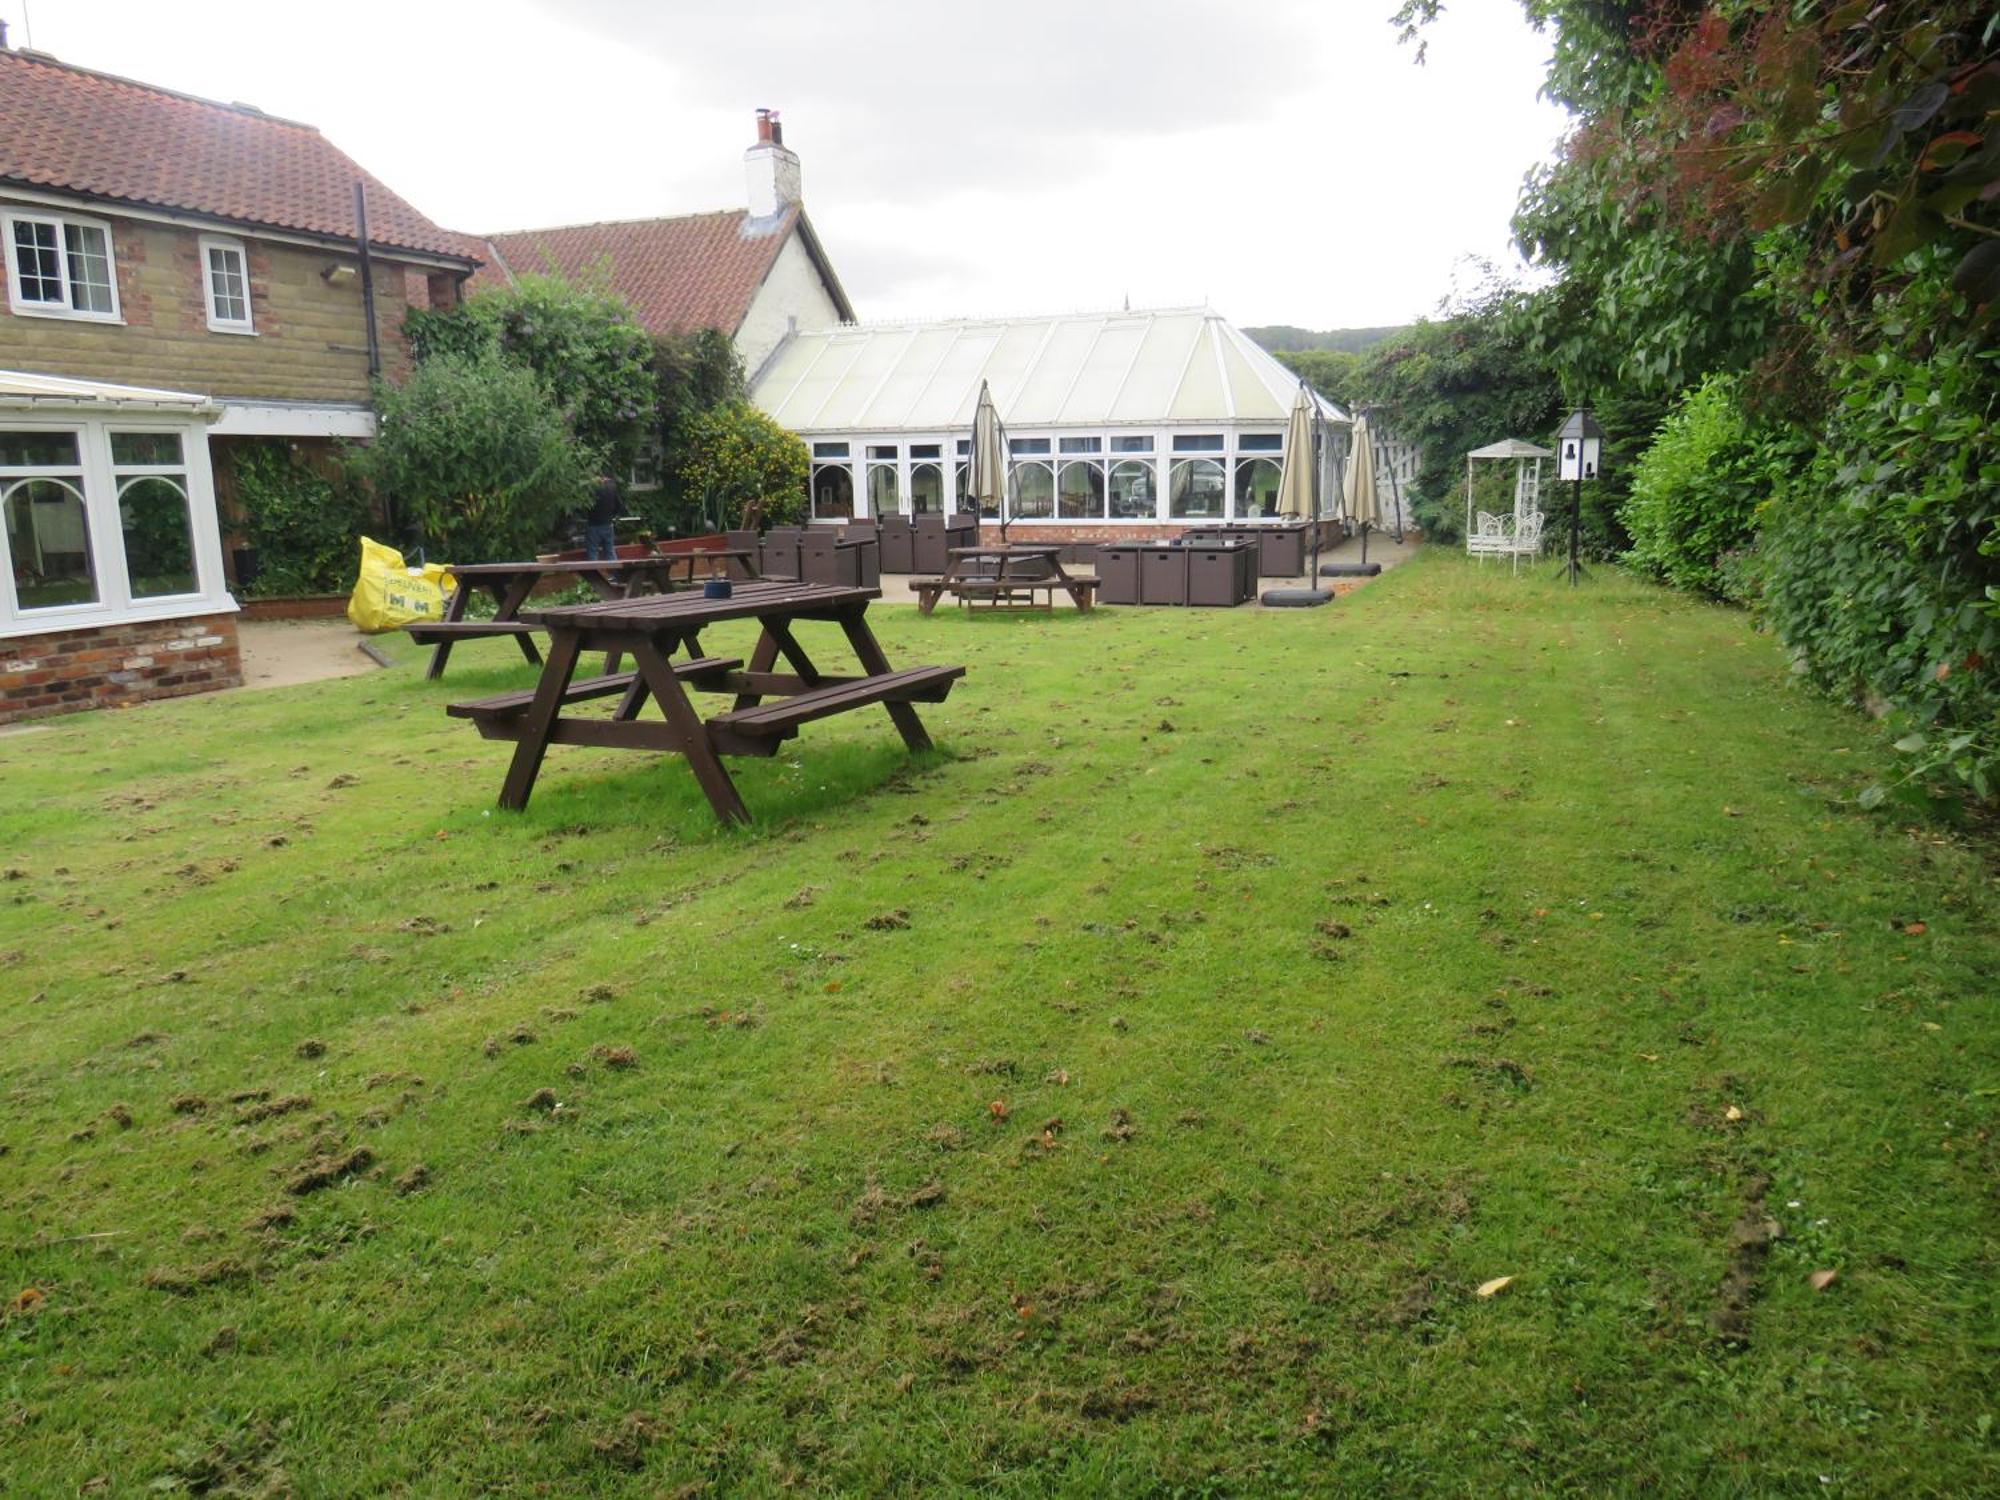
[346,537,454,634]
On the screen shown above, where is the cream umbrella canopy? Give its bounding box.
[1275,381,1323,582]
[1342,411,1381,565]
[968,379,1010,541]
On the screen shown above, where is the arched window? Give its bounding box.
[1233,458,1283,519]
[1108,460,1155,519]
[812,464,855,520]
[117,475,197,598]
[3,477,96,609]
[1168,458,1226,519]
[1011,461,1054,519]
[910,462,944,515]
[864,463,899,518]
[1057,461,1104,520]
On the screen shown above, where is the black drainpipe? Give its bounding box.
[353,181,381,379]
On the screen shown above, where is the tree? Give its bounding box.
[675,402,809,530]
[1336,279,1563,542]
[404,274,655,470]
[350,354,591,560]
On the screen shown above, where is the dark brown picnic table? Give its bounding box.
[652,547,761,584]
[404,556,690,680]
[911,544,1099,614]
[445,580,966,825]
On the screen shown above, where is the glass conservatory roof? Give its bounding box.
[751,308,1348,434]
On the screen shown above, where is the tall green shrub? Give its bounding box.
[349,354,591,561]
[675,402,808,530]
[231,441,375,596]
[404,274,654,470]
[1620,375,1764,598]
[1759,266,1999,804]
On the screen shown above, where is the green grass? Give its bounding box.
[1,554,1994,1495]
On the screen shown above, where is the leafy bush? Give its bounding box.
[404,274,654,470]
[627,329,748,537]
[348,354,591,562]
[1759,264,1999,805]
[675,402,808,530]
[230,441,375,596]
[1620,375,1767,597]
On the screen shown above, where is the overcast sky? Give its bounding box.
[5,0,1568,329]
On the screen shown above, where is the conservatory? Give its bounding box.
[1,371,240,724]
[750,308,1350,539]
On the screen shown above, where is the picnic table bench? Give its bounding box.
[914,545,1098,615]
[405,556,691,680]
[447,581,966,825]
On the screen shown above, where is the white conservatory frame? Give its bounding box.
[755,308,1351,527]
[0,371,235,639]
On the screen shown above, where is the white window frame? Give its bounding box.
[0,415,233,637]
[3,209,123,324]
[198,234,256,335]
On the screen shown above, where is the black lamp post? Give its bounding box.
[1556,407,1603,587]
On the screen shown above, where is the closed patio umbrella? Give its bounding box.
[969,379,1009,542]
[1343,411,1380,565]
[1275,380,1321,577]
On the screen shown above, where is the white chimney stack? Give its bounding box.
[745,108,802,219]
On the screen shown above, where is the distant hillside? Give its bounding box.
[1245,325,1407,354]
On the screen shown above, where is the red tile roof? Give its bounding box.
[471,207,837,337]
[0,48,476,263]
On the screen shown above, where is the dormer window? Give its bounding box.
[4,210,120,322]
[199,235,254,334]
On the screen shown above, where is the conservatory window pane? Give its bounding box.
[955,463,970,507]
[1234,457,1283,518]
[866,464,900,515]
[65,224,115,314]
[1057,461,1104,519]
[1009,438,1050,455]
[119,475,197,598]
[910,462,944,514]
[1111,435,1153,453]
[1011,461,1054,518]
[110,432,184,467]
[1169,458,1225,518]
[1237,433,1283,452]
[1108,460,1155,518]
[1171,434,1223,452]
[0,431,81,468]
[812,441,849,458]
[5,477,98,608]
[812,464,854,520]
[909,443,941,459]
[1058,436,1102,454]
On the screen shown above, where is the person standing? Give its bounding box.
[584,473,622,561]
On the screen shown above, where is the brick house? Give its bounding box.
[0,41,480,723]
[468,110,853,381]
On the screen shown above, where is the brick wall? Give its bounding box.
[1,612,241,725]
[1,210,434,403]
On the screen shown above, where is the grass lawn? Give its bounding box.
[1,553,1994,1495]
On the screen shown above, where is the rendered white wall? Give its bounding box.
[736,231,846,377]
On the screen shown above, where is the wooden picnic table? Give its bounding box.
[404,556,690,680]
[653,547,761,584]
[912,544,1098,615]
[445,580,966,825]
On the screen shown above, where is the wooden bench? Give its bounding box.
[706,665,965,755]
[447,656,741,727]
[909,577,947,613]
[404,619,539,644]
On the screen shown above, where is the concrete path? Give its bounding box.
[235,619,385,691]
